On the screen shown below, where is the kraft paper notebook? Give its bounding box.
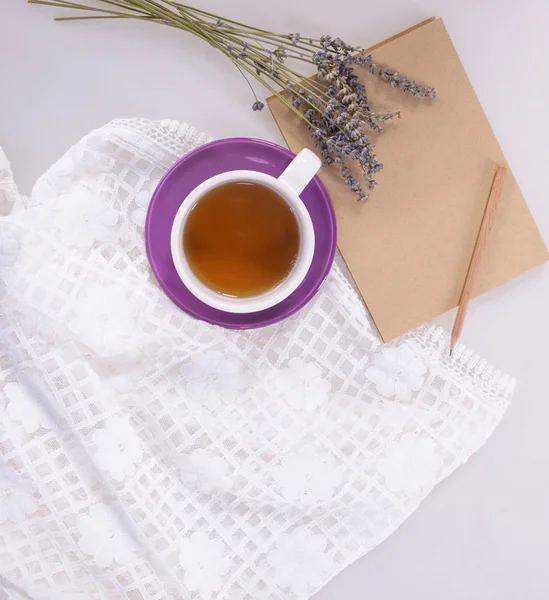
[268,17,548,342]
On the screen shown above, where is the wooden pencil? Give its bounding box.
[449,166,507,355]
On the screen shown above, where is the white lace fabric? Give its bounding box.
[0,119,514,600]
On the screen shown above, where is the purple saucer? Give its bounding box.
[145,137,337,329]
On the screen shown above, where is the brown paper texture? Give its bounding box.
[268,17,548,342]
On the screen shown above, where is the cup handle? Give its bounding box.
[278,149,322,196]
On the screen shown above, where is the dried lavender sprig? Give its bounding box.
[379,67,437,99]
[29,0,437,201]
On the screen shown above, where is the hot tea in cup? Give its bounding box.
[170,148,320,314]
[183,181,300,298]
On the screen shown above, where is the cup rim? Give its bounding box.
[170,170,316,314]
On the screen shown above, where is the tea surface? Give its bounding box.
[183,181,300,297]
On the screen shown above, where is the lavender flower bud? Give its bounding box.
[273,47,287,63]
[288,32,301,45]
[320,34,333,49]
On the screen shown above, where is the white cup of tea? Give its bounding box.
[170,148,320,313]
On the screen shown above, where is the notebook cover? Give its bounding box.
[267,17,548,341]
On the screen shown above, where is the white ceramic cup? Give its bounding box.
[170,148,321,313]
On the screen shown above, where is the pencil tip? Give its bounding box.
[449,347,453,357]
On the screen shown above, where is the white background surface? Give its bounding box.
[1,0,548,598]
